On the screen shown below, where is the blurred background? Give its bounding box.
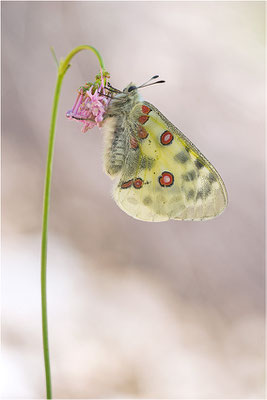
[2,1,265,398]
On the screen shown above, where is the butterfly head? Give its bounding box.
[106,82,141,115]
[112,82,140,101]
[106,77,165,115]
[123,82,138,94]
[107,76,165,101]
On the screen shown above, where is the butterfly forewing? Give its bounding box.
[113,101,228,221]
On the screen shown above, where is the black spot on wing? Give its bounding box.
[196,190,203,200]
[143,196,152,205]
[208,173,216,184]
[182,170,197,181]
[195,159,204,169]
[174,151,189,164]
[203,183,211,197]
[186,189,195,200]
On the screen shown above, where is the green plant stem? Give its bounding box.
[41,45,104,399]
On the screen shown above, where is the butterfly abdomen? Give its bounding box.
[102,116,127,176]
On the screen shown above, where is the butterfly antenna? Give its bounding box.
[138,75,161,88]
[138,80,165,89]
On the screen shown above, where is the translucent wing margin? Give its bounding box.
[113,101,228,221]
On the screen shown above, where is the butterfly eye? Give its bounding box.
[128,85,137,92]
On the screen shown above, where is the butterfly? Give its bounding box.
[102,76,228,222]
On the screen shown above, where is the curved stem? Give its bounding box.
[59,45,105,76]
[41,45,105,399]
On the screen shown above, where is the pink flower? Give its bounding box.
[66,70,111,133]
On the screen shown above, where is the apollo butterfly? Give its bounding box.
[102,76,228,221]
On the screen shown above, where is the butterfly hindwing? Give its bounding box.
[113,101,228,221]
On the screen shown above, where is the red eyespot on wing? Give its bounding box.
[133,178,143,189]
[142,105,151,114]
[138,115,149,125]
[138,126,148,139]
[160,131,173,145]
[121,180,133,189]
[159,172,174,187]
[130,136,138,149]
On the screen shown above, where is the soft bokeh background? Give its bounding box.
[2,1,265,398]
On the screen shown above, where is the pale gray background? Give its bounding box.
[2,1,265,398]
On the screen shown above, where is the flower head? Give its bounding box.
[66,70,111,133]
